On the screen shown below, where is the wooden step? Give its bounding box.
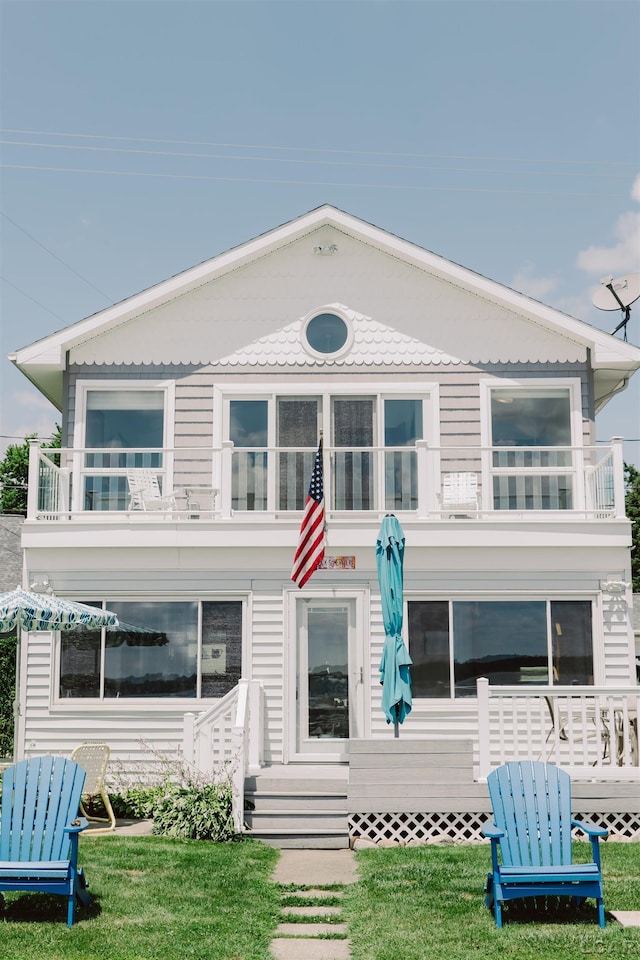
[243,767,349,848]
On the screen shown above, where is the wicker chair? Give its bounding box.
[71,742,116,833]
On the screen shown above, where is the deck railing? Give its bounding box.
[26,438,627,520]
[477,677,640,780]
[182,679,263,833]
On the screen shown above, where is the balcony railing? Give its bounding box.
[26,437,627,521]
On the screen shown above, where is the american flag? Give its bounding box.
[291,441,325,588]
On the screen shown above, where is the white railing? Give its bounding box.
[477,677,640,780]
[182,679,263,833]
[26,438,627,520]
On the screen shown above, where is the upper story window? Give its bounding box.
[76,382,174,512]
[86,390,165,451]
[303,312,351,357]
[224,389,431,513]
[490,387,572,451]
[483,380,580,511]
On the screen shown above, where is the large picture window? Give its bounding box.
[408,599,593,698]
[59,599,243,700]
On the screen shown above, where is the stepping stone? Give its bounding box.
[275,922,349,936]
[610,911,640,927]
[299,888,343,899]
[271,938,351,959]
[281,905,343,917]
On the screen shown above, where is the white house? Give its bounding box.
[9,205,640,846]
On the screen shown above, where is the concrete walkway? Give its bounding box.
[270,850,358,960]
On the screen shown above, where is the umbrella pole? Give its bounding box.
[394,704,400,739]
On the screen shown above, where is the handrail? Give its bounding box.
[25,440,626,520]
[477,678,640,780]
[183,680,263,834]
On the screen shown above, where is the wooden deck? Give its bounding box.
[242,739,640,846]
[347,739,640,843]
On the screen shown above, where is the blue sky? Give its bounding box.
[1,0,639,463]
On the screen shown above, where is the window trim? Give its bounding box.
[51,594,249,709]
[214,382,440,514]
[74,379,177,451]
[301,306,354,360]
[479,377,583,451]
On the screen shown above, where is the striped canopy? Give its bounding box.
[0,588,119,633]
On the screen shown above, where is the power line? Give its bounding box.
[1,212,114,302]
[0,138,631,181]
[1,128,635,167]
[0,164,629,198]
[0,274,66,322]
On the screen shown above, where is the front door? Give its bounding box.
[291,596,363,762]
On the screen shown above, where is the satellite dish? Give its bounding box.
[591,273,640,340]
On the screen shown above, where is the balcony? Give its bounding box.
[25,437,627,522]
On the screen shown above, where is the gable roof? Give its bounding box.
[10,204,640,408]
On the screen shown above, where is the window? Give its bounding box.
[59,600,243,700]
[303,313,350,356]
[384,399,423,510]
[226,390,429,513]
[230,399,268,511]
[408,599,593,698]
[81,388,167,511]
[488,384,576,510]
[277,399,319,511]
[333,398,374,510]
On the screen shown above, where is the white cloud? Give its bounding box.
[577,175,640,276]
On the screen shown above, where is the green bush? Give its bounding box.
[152,782,235,841]
[0,634,17,758]
[84,784,166,820]
[105,744,238,841]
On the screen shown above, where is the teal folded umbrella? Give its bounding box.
[376,515,412,735]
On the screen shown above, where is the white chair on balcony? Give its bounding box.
[126,469,176,513]
[439,472,480,517]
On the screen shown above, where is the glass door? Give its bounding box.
[294,598,360,760]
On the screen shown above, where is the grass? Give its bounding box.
[344,842,640,960]
[1,837,639,960]
[0,836,279,960]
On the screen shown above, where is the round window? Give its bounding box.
[305,313,349,355]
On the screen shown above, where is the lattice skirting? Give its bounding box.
[348,810,640,844]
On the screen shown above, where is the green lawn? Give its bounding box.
[0,836,280,960]
[345,842,640,960]
[1,837,639,960]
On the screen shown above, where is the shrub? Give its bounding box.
[105,743,238,841]
[152,782,235,841]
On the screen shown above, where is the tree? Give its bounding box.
[0,634,17,757]
[624,463,640,593]
[0,426,62,514]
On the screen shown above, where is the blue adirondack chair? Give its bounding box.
[483,760,608,928]
[0,756,90,926]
